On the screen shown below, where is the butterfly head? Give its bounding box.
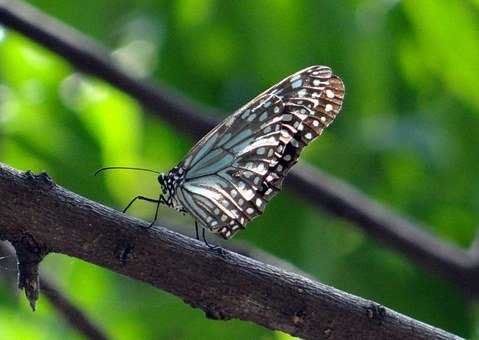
[158,166,185,208]
[158,172,174,207]
[158,172,168,194]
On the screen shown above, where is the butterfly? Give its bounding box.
[97,65,344,243]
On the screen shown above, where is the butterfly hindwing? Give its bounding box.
[173,66,344,239]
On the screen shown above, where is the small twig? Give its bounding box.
[0,163,462,339]
[40,277,110,340]
[0,241,19,292]
[12,234,45,310]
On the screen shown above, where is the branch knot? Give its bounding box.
[13,233,47,311]
[24,170,54,189]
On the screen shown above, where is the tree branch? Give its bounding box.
[470,229,479,258]
[0,163,462,339]
[0,0,476,296]
[468,230,479,283]
[167,221,313,278]
[288,166,478,295]
[0,241,19,291]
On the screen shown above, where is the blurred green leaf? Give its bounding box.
[402,0,479,112]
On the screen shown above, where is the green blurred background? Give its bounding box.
[0,0,478,339]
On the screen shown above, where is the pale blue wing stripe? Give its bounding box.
[189,131,220,168]
[182,183,238,220]
[182,181,222,201]
[186,152,234,179]
[177,188,209,226]
[229,137,255,154]
[223,128,253,149]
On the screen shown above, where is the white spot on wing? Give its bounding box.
[297,89,307,97]
[290,74,301,82]
[243,189,254,200]
[291,79,303,89]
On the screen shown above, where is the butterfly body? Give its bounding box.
[158,166,186,211]
[156,65,345,240]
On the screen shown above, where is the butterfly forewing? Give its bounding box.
[172,66,344,239]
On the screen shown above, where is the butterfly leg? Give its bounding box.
[200,226,224,254]
[147,193,165,228]
[122,194,165,229]
[123,195,159,213]
[201,228,215,249]
[195,221,200,241]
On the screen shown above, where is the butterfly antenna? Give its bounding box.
[94,166,162,176]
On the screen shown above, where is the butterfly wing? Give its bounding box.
[176,65,345,239]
